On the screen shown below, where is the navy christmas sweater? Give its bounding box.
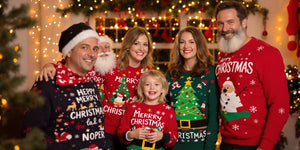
[23,62,108,150]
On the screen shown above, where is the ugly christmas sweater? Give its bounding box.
[166,65,218,150]
[101,65,150,135]
[117,102,178,149]
[215,37,289,150]
[23,62,108,150]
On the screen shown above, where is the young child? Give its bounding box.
[118,70,178,150]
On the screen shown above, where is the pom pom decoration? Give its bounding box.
[286,0,300,57]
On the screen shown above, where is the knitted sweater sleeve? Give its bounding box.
[256,47,289,150]
[117,104,134,145]
[23,78,71,150]
[163,106,178,148]
[204,66,219,150]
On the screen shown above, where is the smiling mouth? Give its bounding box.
[148,91,157,95]
[136,52,144,56]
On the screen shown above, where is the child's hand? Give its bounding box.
[146,129,163,143]
[35,63,56,81]
[128,127,150,140]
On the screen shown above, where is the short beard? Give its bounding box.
[218,26,246,54]
[94,52,116,76]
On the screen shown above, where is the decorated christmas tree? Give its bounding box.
[0,0,45,150]
[285,65,300,139]
[109,74,130,106]
[286,65,300,114]
[173,77,205,120]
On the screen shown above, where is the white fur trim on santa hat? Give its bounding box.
[99,35,113,47]
[62,29,100,57]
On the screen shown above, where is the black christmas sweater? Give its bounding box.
[23,62,107,150]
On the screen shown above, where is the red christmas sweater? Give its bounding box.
[117,102,178,149]
[99,65,150,135]
[215,37,289,150]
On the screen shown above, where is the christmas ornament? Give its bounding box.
[286,0,300,57]
[153,23,160,38]
[161,23,172,42]
[204,16,213,40]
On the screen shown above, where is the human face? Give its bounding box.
[98,42,111,58]
[143,76,163,105]
[66,37,99,76]
[179,32,197,61]
[128,34,149,67]
[217,8,246,40]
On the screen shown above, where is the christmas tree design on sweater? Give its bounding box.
[109,74,130,107]
[220,79,250,121]
[173,77,205,120]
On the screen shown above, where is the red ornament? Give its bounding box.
[162,0,170,5]
[200,6,205,12]
[190,90,193,93]
[114,7,119,12]
[192,107,195,110]
[181,102,184,104]
[262,30,268,36]
[185,92,188,95]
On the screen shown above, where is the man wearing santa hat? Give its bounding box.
[23,22,109,150]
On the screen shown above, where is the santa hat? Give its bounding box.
[99,35,113,46]
[59,22,100,57]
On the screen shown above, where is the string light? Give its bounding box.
[1,98,7,108]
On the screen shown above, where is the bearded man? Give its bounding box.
[215,2,289,150]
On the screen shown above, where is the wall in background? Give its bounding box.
[10,0,300,149]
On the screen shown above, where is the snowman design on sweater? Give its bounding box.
[220,79,250,121]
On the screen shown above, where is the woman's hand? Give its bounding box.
[128,127,150,140]
[146,129,163,143]
[35,63,56,81]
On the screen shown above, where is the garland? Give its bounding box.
[57,0,268,19]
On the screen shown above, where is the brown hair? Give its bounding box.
[168,26,214,78]
[215,1,248,23]
[136,70,168,104]
[117,26,153,70]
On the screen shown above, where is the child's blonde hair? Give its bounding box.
[136,70,168,103]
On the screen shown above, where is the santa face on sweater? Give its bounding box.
[220,80,250,122]
[221,80,242,112]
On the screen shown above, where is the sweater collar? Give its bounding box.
[56,61,95,86]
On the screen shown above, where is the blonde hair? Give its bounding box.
[168,26,214,78]
[117,26,153,70]
[136,70,168,104]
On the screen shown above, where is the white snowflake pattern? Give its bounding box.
[257,46,264,51]
[161,112,165,115]
[232,124,239,131]
[250,80,256,85]
[74,134,80,139]
[132,104,136,108]
[166,105,171,110]
[239,74,243,78]
[278,108,285,115]
[109,70,115,75]
[156,111,161,115]
[249,106,257,113]
[253,119,258,124]
[70,92,75,97]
